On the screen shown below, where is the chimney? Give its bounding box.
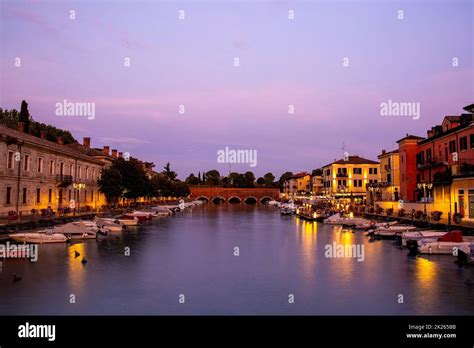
[103,146,110,156]
[18,122,25,133]
[118,152,123,158]
[83,137,91,148]
[57,136,64,145]
[382,149,386,155]
[111,149,118,158]
[427,129,434,138]
[40,130,48,140]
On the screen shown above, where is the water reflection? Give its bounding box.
[67,242,86,292]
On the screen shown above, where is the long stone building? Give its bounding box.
[0,123,107,217]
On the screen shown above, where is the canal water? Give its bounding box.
[0,204,473,315]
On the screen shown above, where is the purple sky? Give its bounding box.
[1,0,473,179]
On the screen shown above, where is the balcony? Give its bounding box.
[454,160,474,177]
[432,169,452,186]
[56,174,73,187]
[417,156,449,169]
[336,173,348,178]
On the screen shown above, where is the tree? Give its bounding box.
[98,166,124,203]
[162,162,178,180]
[278,172,294,190]
[205,170,221,185]
[202,171,206,184]
[197,172,202,183]
[256,177,265,185]
[243,171,255,188]
[19,100,31,133]
[263,172,275,186]
[185,173,200,185]
[312,168,323,176]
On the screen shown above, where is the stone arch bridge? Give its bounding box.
[189,187,280,204]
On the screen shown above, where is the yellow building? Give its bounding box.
[296,173,311,193]
[321,155,380,199]
[377,149,400,201]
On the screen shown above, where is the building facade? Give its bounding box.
[376,149,400,201]
[321,156,380,198]
[0,124,107,217]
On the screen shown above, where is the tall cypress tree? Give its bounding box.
[19,100,31,133]
[198,172,201,183]
[202,171,206,184]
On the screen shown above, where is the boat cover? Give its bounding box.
[437,230,463,242]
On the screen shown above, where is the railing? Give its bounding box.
[56,174,73,186]
[336,173,348,178]
[416,156,449,168]
[454,159,474,176]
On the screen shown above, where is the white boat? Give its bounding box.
[95,217,124,232]
[370,225,417,238]
[323,213,368,226]
[417,240,472,255]
[266,200,280,207]
[9,232,68,244]
[46,221,103,239]
[354,221,398,230]
[401,231,448,246]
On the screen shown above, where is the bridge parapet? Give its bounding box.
[189,187,280,203]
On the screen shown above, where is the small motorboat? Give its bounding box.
[123,211,153,221]
[9,232,68,244]
[367,225,417,239]
[112,216,140,226]
[354,220,398,231]
[323,213,368,226]
[407,230,470,254]
[401,230,448,247]
[45,221,105,239]
[95,217,123,232]
[457,243,474,266]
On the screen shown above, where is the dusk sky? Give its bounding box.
[1,0,472,179]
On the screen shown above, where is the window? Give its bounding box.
[460,136,467,151]
[387,173,392,183]
[449,140,456,153]
[22,188,27,204]
[84,190,88,202]
[369,167,378,175]
[353,179,362,187]
[78,166,82,179]
[23,154,30,171]
[85,167,89,179]
[36,188,41,204]
[70,164,74,176]
[37,158,43,173]
[48,189,53,203]
[471,134,474,149]
[7,151,14,169]
[91,191,94,201]
[49,160,55,175]
[6,187,12,204]
[426,148,432,161]
[59,162,64,176]
[353,168,362,175]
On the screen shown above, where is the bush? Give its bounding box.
[398,208,405,217]
[375,205,384,215]
[386,208,393,216]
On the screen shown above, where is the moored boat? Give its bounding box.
[407,230,470,255]
[9,232,68,244]
[401,230,448,247]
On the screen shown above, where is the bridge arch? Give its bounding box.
[228,196,242,204]
[196,196,209,203]
[211,196,226,204]
[260,196,272,204]
[243,196,258,205]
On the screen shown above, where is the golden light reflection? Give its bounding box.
[295,219,318,282]
[415,257,437,284]
[67,242,86,291]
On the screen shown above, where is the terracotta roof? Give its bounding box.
[378,149,399,158]
[396,134,425,143]
[288,172,310,179]
[323,156,379,167]
[445,116,461,122]
[0,124,103,165]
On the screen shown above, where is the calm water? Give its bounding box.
[1,204,473,315]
